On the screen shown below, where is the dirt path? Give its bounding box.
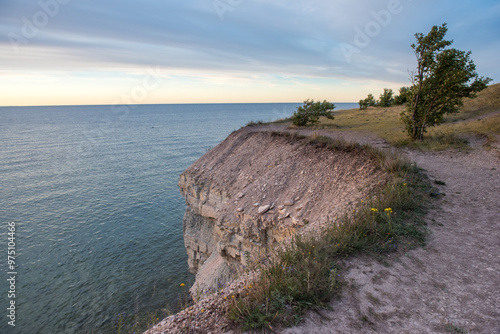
[280,136,500,333]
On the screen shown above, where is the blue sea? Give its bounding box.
[0,102,357,333]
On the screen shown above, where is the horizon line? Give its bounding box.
[0,101,358,108]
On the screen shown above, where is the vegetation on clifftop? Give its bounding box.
[400,23,491,141]
[280,82,500,152]
[292,99,335,126]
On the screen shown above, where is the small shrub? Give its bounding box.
[359,93,376,109]
[292,99,335,126]
[246,120,264,127]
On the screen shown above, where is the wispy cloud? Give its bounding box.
[0,0,498,105]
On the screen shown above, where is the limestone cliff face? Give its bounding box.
[179,129,389,300]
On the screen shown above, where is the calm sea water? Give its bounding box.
[0,102,357,333]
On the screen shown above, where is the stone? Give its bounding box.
[253,202,260,207]
[258,205,270,214]
[237,208,244,212]
[237,192,245,199]
[278,205,285,210]
[278,212,290,220]
[284,200,295,206]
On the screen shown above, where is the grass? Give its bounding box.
[273,83,500,151]
[246,120,265,126]
[394,132,471,151]
[447,82,500,120]
[226,134,432,332]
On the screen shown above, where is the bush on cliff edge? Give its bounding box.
[292,99,335,126]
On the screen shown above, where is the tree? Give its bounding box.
[394,86,411,105]
[378,88,394,107]
[292,99,335,126]
[366,93,376,107]
[359,93,376,109]
[400,23,491,140]
[359,99,368,110]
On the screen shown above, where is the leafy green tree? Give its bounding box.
[359,99,368,110]
[292,99,335,126]
[378,88,394,107]
[365,93,376,107]
[401,23,491,140]
[394,86,411,105]
[359,93,376,109]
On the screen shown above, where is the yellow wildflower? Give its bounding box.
[180,283,185,287]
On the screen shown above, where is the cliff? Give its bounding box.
[178,128,389,300]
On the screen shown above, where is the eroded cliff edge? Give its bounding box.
[179,128,389,300]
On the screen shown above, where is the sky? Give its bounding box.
[0,0,499,106]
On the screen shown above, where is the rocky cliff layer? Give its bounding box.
[179,129,389,300]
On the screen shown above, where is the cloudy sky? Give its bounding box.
[1,0,499,106]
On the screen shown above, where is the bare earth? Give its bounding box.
[281,134,500,334]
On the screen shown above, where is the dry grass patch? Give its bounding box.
[277,83,500,151]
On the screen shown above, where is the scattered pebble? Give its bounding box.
[258,205,271,214]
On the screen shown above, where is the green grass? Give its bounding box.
[246,120,265,126]
[273,83,500,151]
[226,134,432,332]
[395,132,470,151]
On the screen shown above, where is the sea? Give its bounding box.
[0,102,357,333]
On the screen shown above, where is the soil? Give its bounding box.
[279,131,500,334]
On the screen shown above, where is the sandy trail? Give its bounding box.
[280,135,500,334]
